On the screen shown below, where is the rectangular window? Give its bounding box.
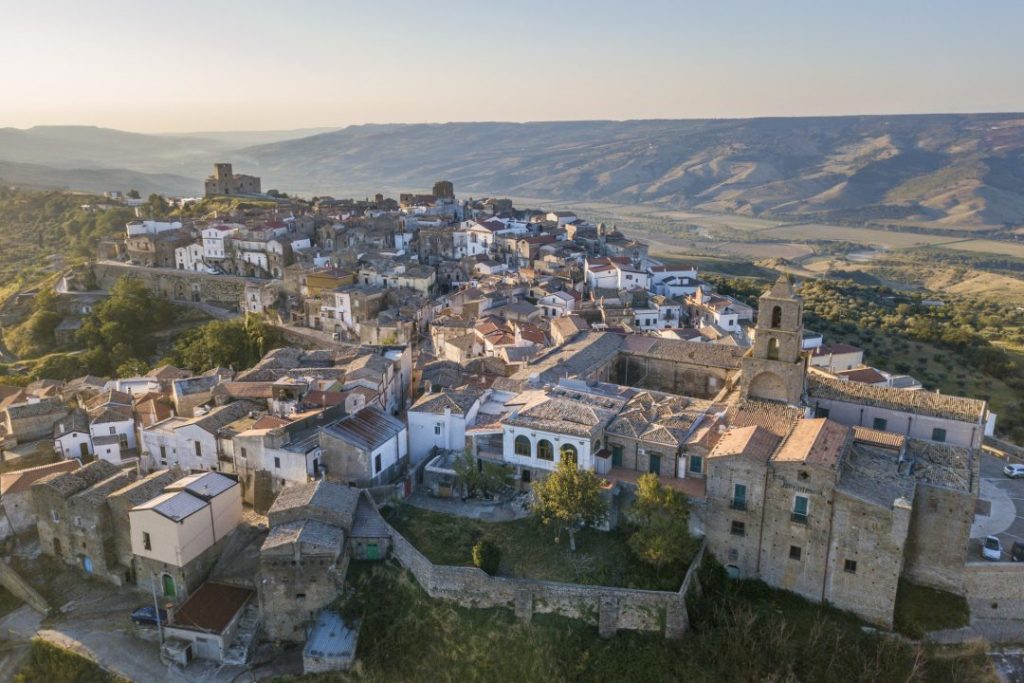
[194,441,202,457]
[375,453,382,473]
[732,483,747,510]
[274,457,281,469]
[730,520,745,537]
[434,424,442,435]
[240,447,247,459]
[872,417,887,431]
[932,428,947,443]
[521,469,531,483]
[159,445,166,460]
[792,495,809,524]
[844,559,857,574]
[688,455,703,474]
[143,532,152,551]
[109,426,116,435]
[789,545,802,561]
[51,510,60,523]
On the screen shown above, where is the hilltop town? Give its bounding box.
[0,164,1015,680]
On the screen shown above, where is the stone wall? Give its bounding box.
[963,562,1024,620]
[0,559,49,615]
[902,484,974,594]
[384,516,705,639]
[90,262,251,308]
[610,355,730,399]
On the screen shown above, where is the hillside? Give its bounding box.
[0,160,201,196]
[238,115,1024,225]
[2,116,1024,224]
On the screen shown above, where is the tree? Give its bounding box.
[76,276,172,374]
[531,457,607,551]
[126,189,140,199]
[472,540,501,576]
[626,474,696,573]
[172,314,283,372]
[453,449,513,499]
[116,358,150,378]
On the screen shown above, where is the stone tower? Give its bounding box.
[740,275,806,404]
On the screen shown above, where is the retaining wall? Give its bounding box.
[964,561,1024,620]
[0,560,49,615]
[384,517,705,639]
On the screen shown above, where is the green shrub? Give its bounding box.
[472,540,501,575]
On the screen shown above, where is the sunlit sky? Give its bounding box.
[2,0,1022,133]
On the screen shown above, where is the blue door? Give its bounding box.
[82,556,93,573]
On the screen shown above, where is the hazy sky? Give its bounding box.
[2,0,1022,133]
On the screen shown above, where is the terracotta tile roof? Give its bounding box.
[852,426,905,450]
[807,369,986,423]
[1,459,80,496]
[836,367,888,385]
[171,582,254,634]
[620,335,744,369]
[708,425,782,462]
[726,400,804,437]
[773,418,849,467]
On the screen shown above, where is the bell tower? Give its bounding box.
[740,275,806,404]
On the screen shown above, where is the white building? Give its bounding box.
[126,220,182,237]
[538,291,576,318]
[175,242,207,272]
[406,388,483,465]
[202,224,239,261]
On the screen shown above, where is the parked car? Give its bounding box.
[1004,464,1024,479]
[1012,542,1024,562]
[130,605,167,626]
[982,535,1003,561]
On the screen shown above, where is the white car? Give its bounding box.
[1004,464,1024,479]
[983,535,1003,561]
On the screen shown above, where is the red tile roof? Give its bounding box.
[171,582,254,634]
[1,459,81,496]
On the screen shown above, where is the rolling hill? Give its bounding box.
[0,160,201,196]
[2,115,1024,224]
[238,115,1024,225]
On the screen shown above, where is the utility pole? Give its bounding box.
[151,572,164,644]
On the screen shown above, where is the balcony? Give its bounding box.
[791,512,808,525]
[730,499,747,511]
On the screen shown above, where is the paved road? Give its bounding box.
[971,453,1024,561]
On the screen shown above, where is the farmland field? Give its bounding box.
[760,224,962,248]
[935,239,1024,259]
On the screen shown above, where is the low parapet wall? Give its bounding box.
[383,516,705,639]
[964,561,1024,620]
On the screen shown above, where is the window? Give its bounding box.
[731,483,747,510]
[789,545,802,561]
[688,455,703,474]
[560,444,578,464]
[770,305,783,329]
[537,439,554,461]
[844,559,857,574]
[108,426,116,435]
[872,417,888,431]
[932,428,947,443]
[194,441,202,457]
[51,510,60,523]
[767,337,780,360]
[815,406,830,419]
[274,457,281,469]
[434,424,442,435]
[295,593,306,600]
[521,469,531,483]
[731,520,745,537]
[143,532,152,551]
[792,495,809,524]
[240,447,247,459]
[159,445,166,460]
[514,436,531,457]
[73,516,82,528]
[375,453,382,473]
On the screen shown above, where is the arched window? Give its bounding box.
[770,305,782,329]
[767,337,780,360]
[560,444,578,464]
[537,439,554,461]
[514,435,531,457]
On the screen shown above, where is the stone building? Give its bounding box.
[739,276,806,405]
[0,460,80,537]
[205,163,261,197]
[259,481,361,641]
[31,460,126,579]
[319,407,408,487]
[704,415,975,628]
[3,398,69,446]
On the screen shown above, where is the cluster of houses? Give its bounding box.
[0,177,1006,673]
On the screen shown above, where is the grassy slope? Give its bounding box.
[271,561,994,683]
[894,579,971,639]
[383,504,690,591]
[13,640,127,683]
